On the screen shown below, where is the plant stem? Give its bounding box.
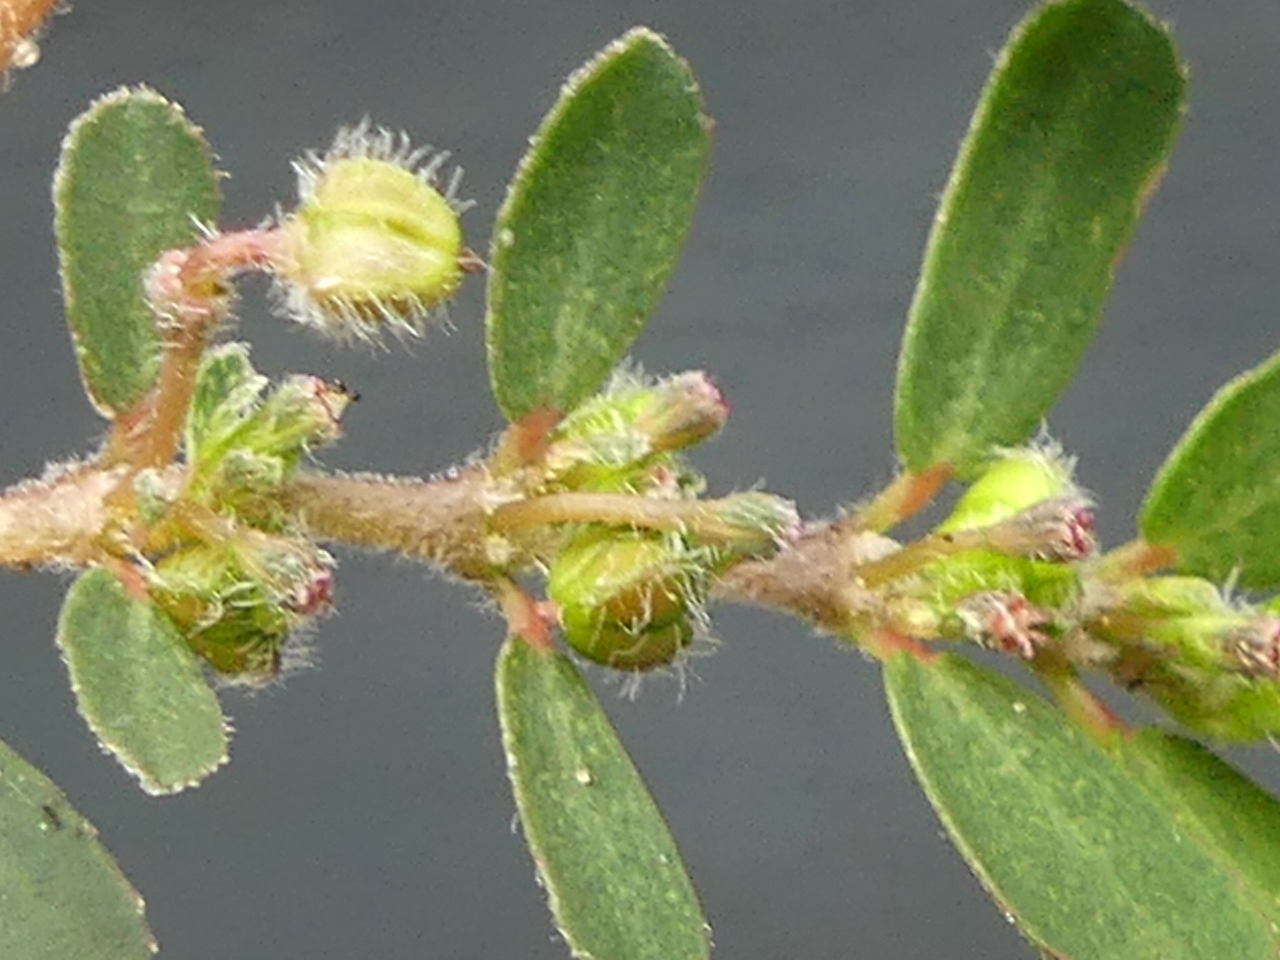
[715,522,900,633]
[852,464,952,533]
[1093,538,1178,582]
[490,492,760,545]
[852,527,991,587]
[107,230,288,470]
[0,466,127,567]
[279,468,506,580]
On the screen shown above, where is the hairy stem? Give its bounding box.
[279,468,507,580]
[107,230,288,470]
[0,466,126,567]
[490,491,762,545]
[715,522,900,633]
[852,463,952,533]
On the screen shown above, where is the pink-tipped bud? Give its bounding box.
[987,496,1097,562]
[633,371,729,453]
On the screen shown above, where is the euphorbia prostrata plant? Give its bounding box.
[5,1,1280,958]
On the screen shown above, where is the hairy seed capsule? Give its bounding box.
[940,445,1080,533]
[148,539,333,685]
[547,529,703,671]
[275,127,467,340]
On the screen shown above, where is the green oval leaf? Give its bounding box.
[495,637,710,960]
[54,87,221,418]
[57,568,228,795]
[1120,730,1280,928]
[1139,350,1280,589]
[884,652,1278,960]
[0,735,156,959]
[893,0,1185,475]
[485,28,710,422]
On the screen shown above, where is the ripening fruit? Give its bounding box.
[273,122,468,341]
[547,528,705,671]
[941,451,1070,530]
[148,539,333,685]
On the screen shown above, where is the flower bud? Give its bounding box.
[937,446,1095,563]
[547,528,706,671]
[985,496,1096,562]
[274,123,467,340]
[1118,653,1280,743]
[245,374,354,461]
[1127,610,1280,679]
[187,345,353,506]
[630,372,729,454]
[955,590,1052,659]
[1085,576,1280,739]
[542,371,726,494]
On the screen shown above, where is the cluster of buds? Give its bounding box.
[861,445,1280,742]
[883,445,1094,658]
[1085,576,1280,741]
[530,371,796,674]
[134,343,353,683]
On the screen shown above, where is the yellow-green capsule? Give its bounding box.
[547,528,703,671]
[939,446,1079,533]
[275,125,467,341]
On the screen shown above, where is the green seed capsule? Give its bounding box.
[939,446,1078,533]
[547,528,704,671]
[148,538,333,685]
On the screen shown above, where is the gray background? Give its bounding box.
[2,1,1279,958]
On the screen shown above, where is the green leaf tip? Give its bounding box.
[1140,347,1280,590]
[485,27,711,422]
[57,568,229,795]
[54,85,221,417]
[893,0,1185,476]
[0,736,157,959]
[496,637,711,960]
[885,653,1280,960]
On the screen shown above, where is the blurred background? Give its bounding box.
[2,1,1279,957]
